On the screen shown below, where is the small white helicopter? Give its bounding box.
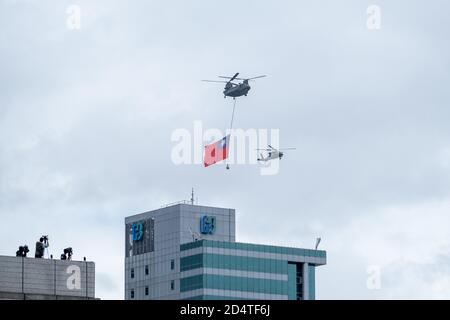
[257,145,296,162]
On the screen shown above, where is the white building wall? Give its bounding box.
[125,203,235,300]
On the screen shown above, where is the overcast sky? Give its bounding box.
[1,0,449,299]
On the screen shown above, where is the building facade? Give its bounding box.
[125,203,326,300]
[0,256,95,300]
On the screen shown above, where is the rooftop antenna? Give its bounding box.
[191,188,194,205]
[315,237,322,250]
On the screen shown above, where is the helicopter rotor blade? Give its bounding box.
[220,76,246,81]
[246,75,267,81]
[219,75,267,81]
[202,80,230,83]
[230,72,239,82]
[218,72,240,82]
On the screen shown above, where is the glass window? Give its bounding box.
[254,278,260,293]
[263,258,270,272]
[234,276,240,291]
[243,256,249,271]
[131,268,134,279]
[171,259,175,270]
[171,280,175,290]
[282,280,288,294]
[231,275,237,290]
[224,276,231,291]
[238,256,244,271]
[145,265,149,276]
[219,276,225,290]
[271,259,276,273]
[213,254,219,268]
[130,289,135,299]
[265,280,271,293]
[254,257,261,271]
[247,278,254,292]
[145,286,149,296]
[244,278,250,292]
[221,255,227,269]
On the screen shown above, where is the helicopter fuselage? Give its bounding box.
[258,151,283,162]
[224,83,251,98]
[203,73,265,98]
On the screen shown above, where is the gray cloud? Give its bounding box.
[1,0,449,299]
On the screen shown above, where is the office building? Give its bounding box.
[125,202,326,300]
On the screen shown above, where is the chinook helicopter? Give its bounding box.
[202,73,266,99]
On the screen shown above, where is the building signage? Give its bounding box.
[132,223,144,241]
[200,216,216,235]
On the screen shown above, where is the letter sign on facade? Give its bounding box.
[200,216,216,235]
[132,223,144,241]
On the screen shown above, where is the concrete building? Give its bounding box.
[0,256,95,300]
[125,202,326,300]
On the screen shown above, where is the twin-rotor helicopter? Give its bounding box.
[202,72,266,99]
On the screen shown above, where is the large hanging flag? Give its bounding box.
[204,135,230,167]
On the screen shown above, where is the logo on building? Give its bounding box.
[132,223,144,241]
[200,216,216,234]
[66,265,81,290]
